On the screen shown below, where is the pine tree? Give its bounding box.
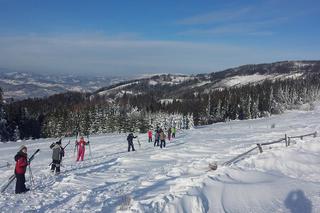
[12,125,20,141]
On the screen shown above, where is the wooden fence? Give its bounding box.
[222,131,317,166]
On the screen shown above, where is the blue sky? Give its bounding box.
[0,0,319,77]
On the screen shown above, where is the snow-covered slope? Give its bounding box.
[94,60,320,98]
[0,103,320,212]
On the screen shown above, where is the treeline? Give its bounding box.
[0,89,193,141]
[120,74,320,126]
[0,73,320,141]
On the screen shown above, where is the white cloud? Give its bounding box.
[176,7,252,25]
[175,4,290,37]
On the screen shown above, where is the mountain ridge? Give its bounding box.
[94,60,320,100]
[1,60,319,101]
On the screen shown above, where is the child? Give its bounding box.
[50,139,65,174]
[148,130,153,142]
[14,145,29,194]
[76,136,89,161]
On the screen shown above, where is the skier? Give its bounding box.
[154,130,160,147]
[168,128,172,141]
[14,145,29,194]
[148,130,153,142]
[76,136,89,161]
[159,129,166,149]
[172,127,176,138]
[49,139,65,174]
[127,133,137,152]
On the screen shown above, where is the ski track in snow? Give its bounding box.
[1,107,320,212]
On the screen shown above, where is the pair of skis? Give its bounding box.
[1,149,40,193]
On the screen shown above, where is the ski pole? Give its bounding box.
[87,135,92,158]
[74,133,78,157]
[28,165,35,188]
[137,136,141,148]
[27,149,40,189]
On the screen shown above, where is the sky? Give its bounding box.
[0,0,319,77]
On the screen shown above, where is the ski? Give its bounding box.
[0,162,11,169]
[0,174,15,193]
[87,135,92,158]
[0,149,40,193]
[74,133,79,157]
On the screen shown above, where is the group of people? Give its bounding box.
[153,127,167,148]
[150,126,176,149]
[13,136,90,194]
[14,127,177,194]
[127,126,177,152]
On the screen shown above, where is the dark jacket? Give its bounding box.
[127,134,137,143]
[14,152,28,175]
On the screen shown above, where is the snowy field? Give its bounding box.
[1,105,320,212]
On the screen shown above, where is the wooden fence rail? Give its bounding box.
[287,131,317,146]
[261,138,285,146]
[220,131,317,167]
[223,146,258,166]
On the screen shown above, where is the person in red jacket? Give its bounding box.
[148,130,153,142]
[76,136,89,161]
[14,145,29,194]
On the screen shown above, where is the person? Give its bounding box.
[14,145,29,194]
[127,133,137,152]
[50,139,65,174]
[172,127,176,138]
[159,129,166,149]
[148,130,153,143]
[154,129,160,147]
[168,128,172,141]
[76,136,89,161]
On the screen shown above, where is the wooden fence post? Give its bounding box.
[257,144,263,153]
[314,132,317,138]
[285,134,288,147]
[288,137,291,146]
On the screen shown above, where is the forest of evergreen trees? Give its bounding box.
[0,73,320,142]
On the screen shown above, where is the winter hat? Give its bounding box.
[56,139,62,144]
[19,145,27,152]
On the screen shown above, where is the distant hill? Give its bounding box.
[93,60,320,100]
[0,70,128,101]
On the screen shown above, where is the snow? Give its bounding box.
[159,99,174,104]
[170,76,194,83]
[191,81,211,88]
[68,86,86,92]
[0,79,24,86]
[148,80,158,86]
[275,73,304,80]
[98,82,139,96]
[216,73,305,89]
[1,105,320,212]
[221,74,275,87]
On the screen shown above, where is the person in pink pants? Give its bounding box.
[148,130,153,142]
[76,136,89,161]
